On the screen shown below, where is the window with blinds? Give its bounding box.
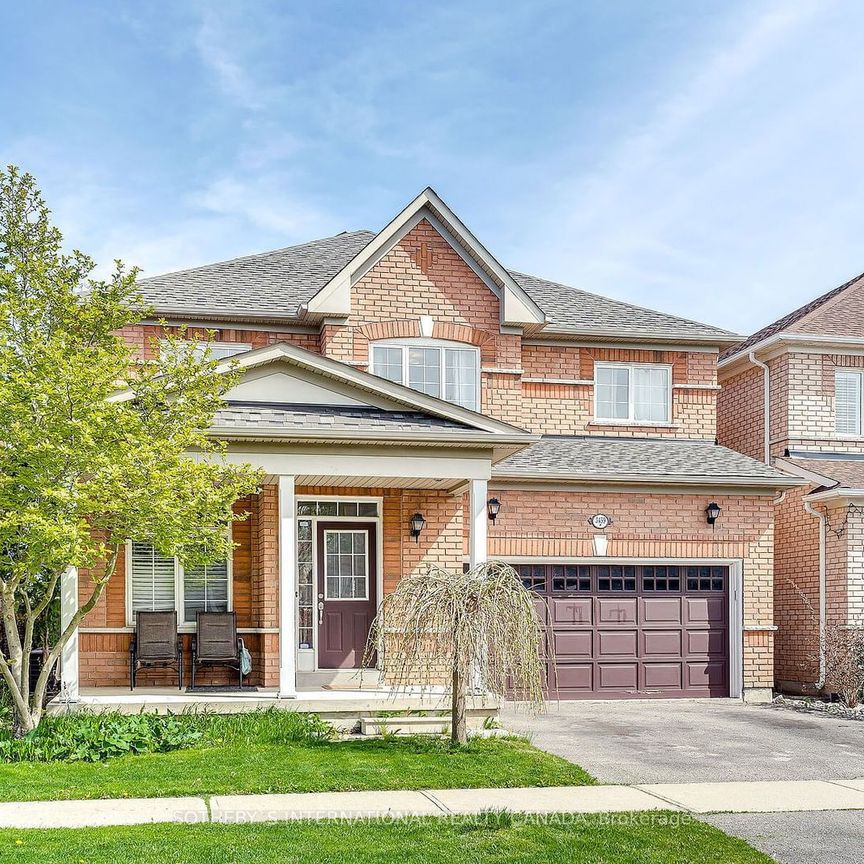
[835,371,862,435]
[183,560,229,623]
[130,542,177,614]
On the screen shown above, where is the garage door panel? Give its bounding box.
[642,662,683,689]
[596,598,637,624]
[597,662,638,691]
[686,660,728,689]
[551,664,593,695]
[641,597,683,625]
[686,596,727,625]
[552,630,593,660]
[596,629,638,658]
[642,629,683,657]
[687,628,726,655]
[551,598,592,625]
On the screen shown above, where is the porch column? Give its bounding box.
[59,566,79,702]
[469,478,488,568]
[278,475,297,698]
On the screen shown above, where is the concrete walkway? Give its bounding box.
[0,778,863,829]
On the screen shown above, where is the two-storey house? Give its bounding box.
[718,272,864,693]
[62,189,794,705]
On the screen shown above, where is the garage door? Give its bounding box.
[516,563,729,699]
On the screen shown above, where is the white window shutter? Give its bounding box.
[835,371,861,435]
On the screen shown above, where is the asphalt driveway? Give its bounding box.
[501,698,864,784]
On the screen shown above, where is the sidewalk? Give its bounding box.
[1,779,863,829]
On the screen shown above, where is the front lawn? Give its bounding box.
[0,814,771,864]
[0,710,593,801]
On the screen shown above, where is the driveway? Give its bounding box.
[502,699,864,864]
[501,698,864,783]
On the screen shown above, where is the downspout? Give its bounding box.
[749,351,771,464]
[803,500,827,689]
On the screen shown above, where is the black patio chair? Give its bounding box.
[129,610,183,690]
[190,611,246,689]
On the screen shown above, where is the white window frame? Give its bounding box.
[369,338,481,411]
[593,362,673,425]
[125,541,234,630]
[835,370,863,436]
[159,340,252,361]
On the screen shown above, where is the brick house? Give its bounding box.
[718,271,864,694]
[61,188,795,704]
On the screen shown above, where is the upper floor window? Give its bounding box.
[160,340,252,361]
[370,341,480,411]
[594,362,671,424]
[835,371,862,435]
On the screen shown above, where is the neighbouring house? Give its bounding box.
[718,271,864,694]
[60,188,796,706]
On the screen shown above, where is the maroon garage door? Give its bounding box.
[517,563,729,699]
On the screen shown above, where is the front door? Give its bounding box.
[316,522,377,669]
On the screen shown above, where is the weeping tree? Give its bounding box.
[0,166,262,732]
[365,561,548,744]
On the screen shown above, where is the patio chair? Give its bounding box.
[129,610,183,690]
[190,611,246,689]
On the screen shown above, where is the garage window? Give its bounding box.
[686,566,726,591]
[516,564,546,591]
[642,565,681,591]
[552,565,591,592]
[597,565,636,591]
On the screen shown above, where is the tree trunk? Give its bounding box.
[451,666,467,745]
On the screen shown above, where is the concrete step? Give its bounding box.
[360,715,494,735]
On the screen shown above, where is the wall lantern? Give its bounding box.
[487,497,501,524]
[705,502,722,527]
[409,512,426,543]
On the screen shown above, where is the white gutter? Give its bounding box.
[749,351,771,464]
[803,500,827,689]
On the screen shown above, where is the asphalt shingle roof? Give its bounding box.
[493,435,793,483]
[137,231,735,341]
[212,401,473,434]
[784,456,864,491]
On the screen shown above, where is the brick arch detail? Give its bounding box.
[354,319,498,365]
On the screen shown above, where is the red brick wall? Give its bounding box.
[718,365,765,461]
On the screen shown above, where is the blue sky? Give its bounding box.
[2,1,862,335]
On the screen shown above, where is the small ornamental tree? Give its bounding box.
[0,166,262,732]
[365,561,548,744]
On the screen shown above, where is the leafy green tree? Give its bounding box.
[0,166,262,731]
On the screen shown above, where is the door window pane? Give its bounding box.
[324,531,368,599]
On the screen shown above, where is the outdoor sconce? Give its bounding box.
[409,512,426,543]
[487,497,501,524]
[705,502,721,527]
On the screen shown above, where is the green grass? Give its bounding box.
[0,733,593,801]
[0,815,771,864]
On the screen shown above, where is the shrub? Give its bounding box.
[0,708,334,763]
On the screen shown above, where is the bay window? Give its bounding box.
[595,363,671,424]
[370,341,480,410]
[127,541,230,625]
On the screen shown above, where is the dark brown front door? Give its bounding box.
[517,563,730,699]
[316,522,377,669]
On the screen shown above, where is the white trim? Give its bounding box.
[469,479,488,567]
[720,333,864,370]
[490,554,745,700]
[60,566,79,702]
[523,337,723,352]
[278,475,297,697]
[593,361,673,425]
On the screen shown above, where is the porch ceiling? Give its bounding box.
[292,474,464,490]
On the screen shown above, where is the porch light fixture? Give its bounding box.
[487,497,501,524]
[409,512,426,543]
[705,502,721,527]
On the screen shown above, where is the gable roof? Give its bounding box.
[135,189,737,345]
[721,270,864,363]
